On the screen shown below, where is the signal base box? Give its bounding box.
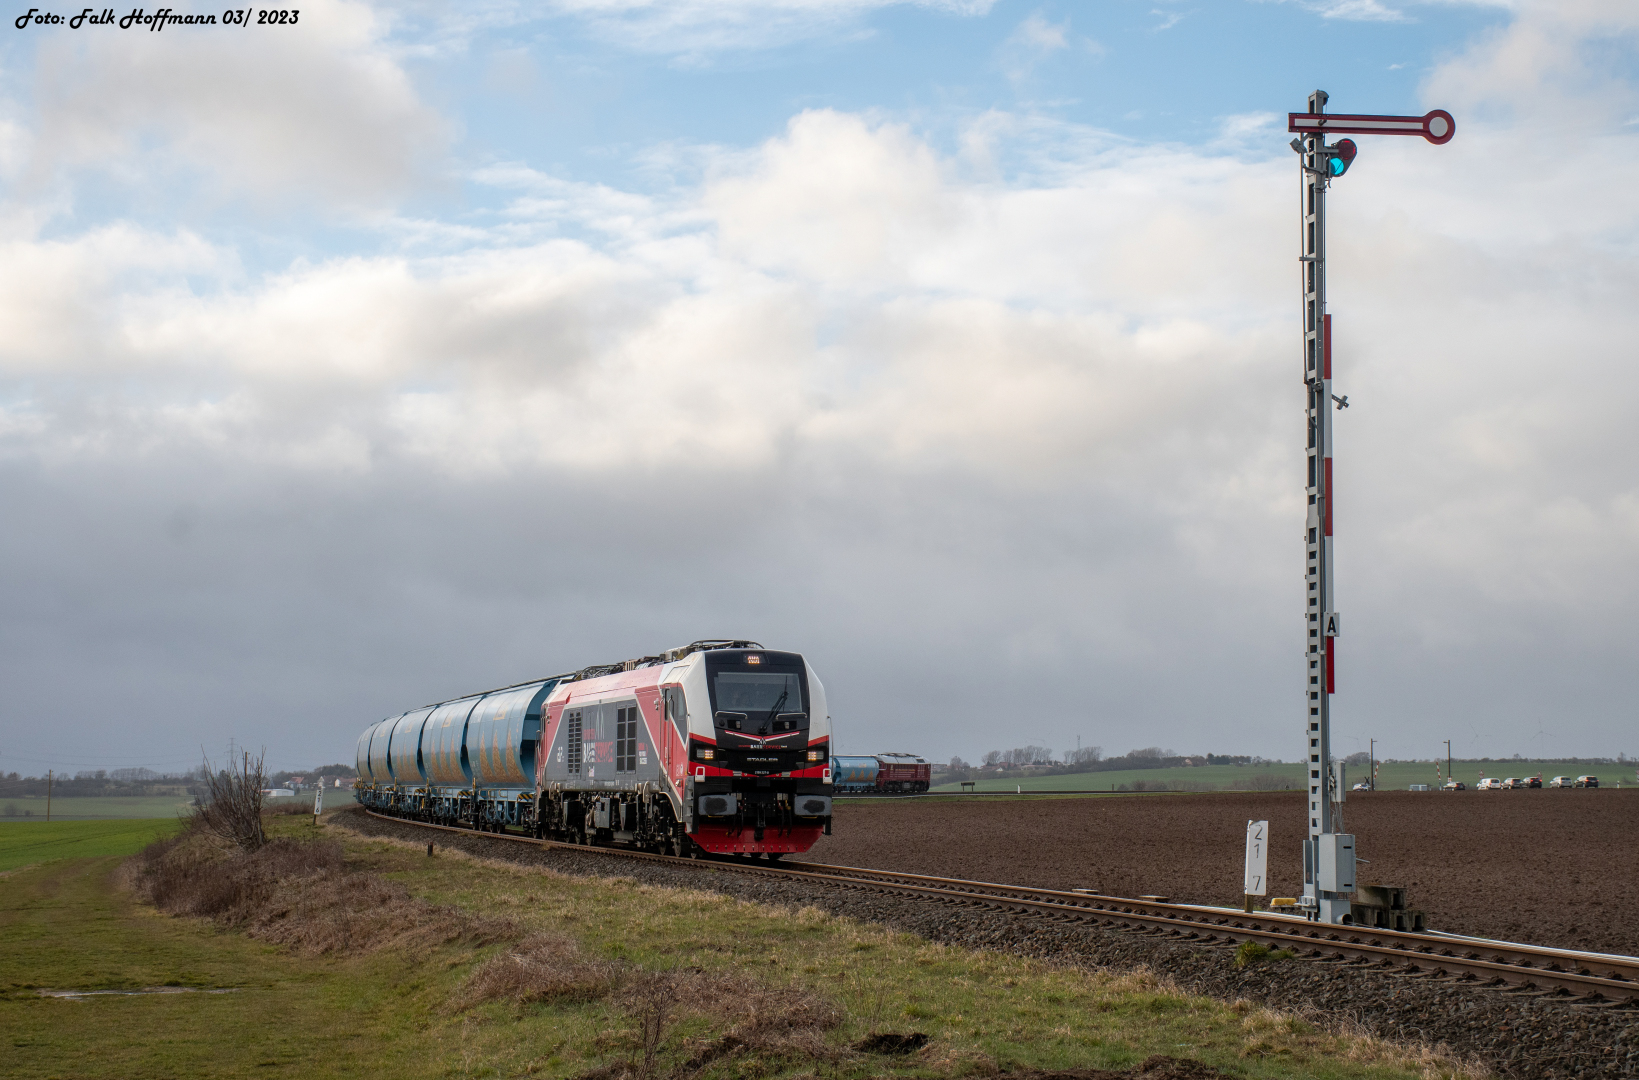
[1316,833,1356,893]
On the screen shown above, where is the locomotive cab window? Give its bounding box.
[706,650,809,737]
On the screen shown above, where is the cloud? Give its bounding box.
[544,0,996,56]
[1011,12,1070,52]
[1257,0,1407,22]
[18,0,449,211]
[998,11,1073,82]
[3,3,1639,770]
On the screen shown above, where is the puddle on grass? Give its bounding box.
[37,987,243,1000]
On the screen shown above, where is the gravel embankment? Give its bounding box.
[335,809,1639,1079]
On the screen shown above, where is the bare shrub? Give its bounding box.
[194,751,268,851]
[1246,774,1297,791]
[456,934,624,1010]
[618,973,677,1080]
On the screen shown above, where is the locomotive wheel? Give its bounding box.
[766,852,783,862]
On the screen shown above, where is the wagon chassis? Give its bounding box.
[361,810,1639,1004]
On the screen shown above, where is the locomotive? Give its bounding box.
[831,753,931,793]
[352,641,833,857]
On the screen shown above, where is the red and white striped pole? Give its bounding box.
[1298,90,1349,925]
[1290,91,1453,923]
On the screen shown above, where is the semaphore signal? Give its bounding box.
[1289,90,1453,926]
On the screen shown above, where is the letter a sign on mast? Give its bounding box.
[1290,91,1451,926]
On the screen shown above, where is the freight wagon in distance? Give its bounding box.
[832,753,931,793]
[352,641,834,858]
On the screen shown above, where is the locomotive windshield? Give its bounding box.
[705,650,810,734]
[712,672,803,717]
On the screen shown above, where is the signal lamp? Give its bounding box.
[1326,139,1357,177]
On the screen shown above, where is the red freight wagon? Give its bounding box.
[875,753,930,793]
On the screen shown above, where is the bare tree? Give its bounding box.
[194,750,268,852]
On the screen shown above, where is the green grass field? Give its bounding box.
[1,795,197,820]
[0,815,1472,1079]
[0,792,362,821]
[930,759,1635,794]
[0,819,185,873]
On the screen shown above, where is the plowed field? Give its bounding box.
[805,788,1639,956]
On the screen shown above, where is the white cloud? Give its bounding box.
[999,11,1072,82]
[19,0,449,211]
[545,0,995,55]
[1011,12,1069,52]
[1256,0,1406,22]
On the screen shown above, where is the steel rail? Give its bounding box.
[781,862,1639,988]
[357,810,1639,1002]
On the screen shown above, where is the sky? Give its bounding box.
[1,0,1636,777]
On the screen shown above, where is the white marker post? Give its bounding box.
[1244,819,1269,913]
[313,783,324,826]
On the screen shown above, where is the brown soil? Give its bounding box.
[804,788,1639,956]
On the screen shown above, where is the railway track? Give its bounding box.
[359,810,1639,1004]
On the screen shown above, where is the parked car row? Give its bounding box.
[1463,775,1599,790]
[1403,775,1613,792]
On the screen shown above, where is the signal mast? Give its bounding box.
[1288,90,1453,924]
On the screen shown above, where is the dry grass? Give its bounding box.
[457,933,625,1009]
[457,939,846,1079]
[122,828,513,955]
[1226,999,1489,1080]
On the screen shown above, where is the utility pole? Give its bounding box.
[1445,740,1452,786]
[1369,738,1375,791]
[1289,91,1453,924]
[46,769,52,822]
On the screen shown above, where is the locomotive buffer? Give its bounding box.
[1290,91,1453,924]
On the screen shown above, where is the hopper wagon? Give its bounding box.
[352,641,833,858]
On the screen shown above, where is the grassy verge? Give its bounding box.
[0,813,1482,1079]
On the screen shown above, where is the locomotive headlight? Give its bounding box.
[806,750,820,762]
[699,748,714,761]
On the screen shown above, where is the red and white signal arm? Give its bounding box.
[1288,109,1455,145]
